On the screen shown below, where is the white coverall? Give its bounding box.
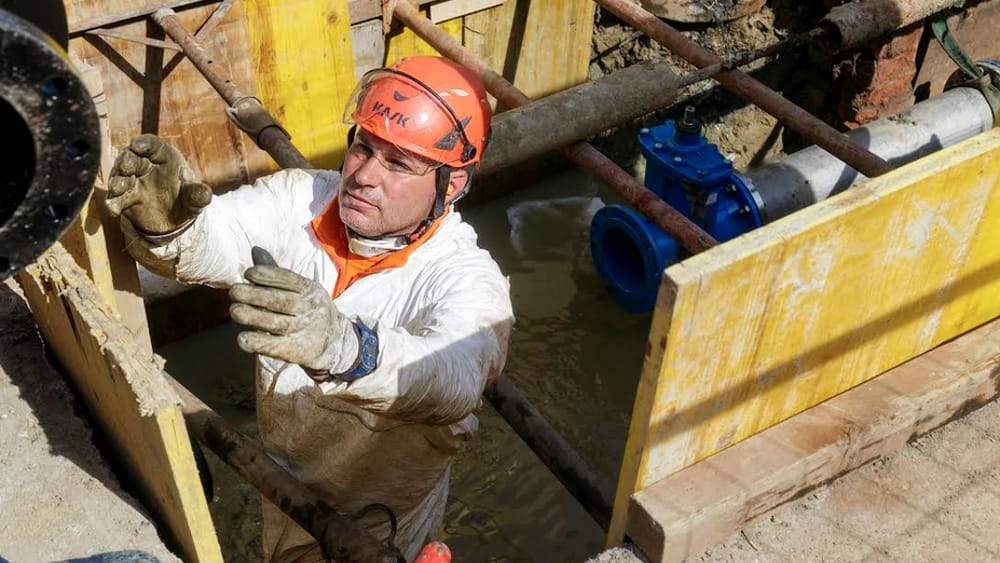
[124,168,514,561]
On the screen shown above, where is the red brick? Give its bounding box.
[877,25,923,58]
[871,53,918,85]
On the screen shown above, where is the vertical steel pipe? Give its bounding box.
[593,0,895,179]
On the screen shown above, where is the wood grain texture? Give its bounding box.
[245,0,356,170]
[68,1,272,192]
[17,244,221,562]
[628,317,1000,562]
[608,128,1000,545]
[463,0,594,102]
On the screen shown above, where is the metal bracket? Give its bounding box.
[225,96,292,148]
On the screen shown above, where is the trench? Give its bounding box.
[156,168,651,562]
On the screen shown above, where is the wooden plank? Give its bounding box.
[16,243,222,563]
[59,56,152,352]
[628,317,1000,563]
[348,0,435,24]
[608,128,1000,545]
[463,0,593,102]
[245,0,356,170]
[430,0,504,23]
[66,0,215,34]
[68,2,272,192]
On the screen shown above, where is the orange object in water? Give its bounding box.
[414,541,451,562]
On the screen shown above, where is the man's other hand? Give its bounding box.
[229,250,354,377]
[105,134,213,235]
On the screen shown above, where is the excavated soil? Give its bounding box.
[0,281,180,563]
[587,1,834,173]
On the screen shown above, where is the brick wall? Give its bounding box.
[831,24,923,128]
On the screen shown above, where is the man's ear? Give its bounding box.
[445,167,471,202]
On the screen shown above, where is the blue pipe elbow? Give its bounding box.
[590,204,681,313]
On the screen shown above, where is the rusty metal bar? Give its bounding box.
[392,0,718,254]
[168,374,404,563]
[593,0,894,178]
[151,8,311,170]
[485,376,615,530]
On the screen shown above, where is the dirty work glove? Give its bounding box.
[105,134,213,236]
[229,247,358,378]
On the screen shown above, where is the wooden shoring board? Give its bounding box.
[245,0,356,171]
[607,127,1000,545]
[16,244,222,563]
[384,10,464,65]
[463,0,594,103]
[628,316,1000,563]
[59,57,152,351]
[67,1,273,192]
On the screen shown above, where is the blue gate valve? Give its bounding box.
[590,107,763,312]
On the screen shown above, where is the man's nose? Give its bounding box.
[352,153,387,187]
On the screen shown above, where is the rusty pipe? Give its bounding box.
[167,374,404,563]
[392,0,718,254]
[823,0,965,49]
[593,0,894,179]
[483,26,828,177]
[151,8,311,169]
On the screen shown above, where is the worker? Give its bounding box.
[103,56,514,562]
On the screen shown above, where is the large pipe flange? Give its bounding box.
[0,7,100,279]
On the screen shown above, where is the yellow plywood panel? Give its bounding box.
[464,0,593,101]
[68,3,273,191]
[385,8,464,61]
[608,128,1000,544]
[246,0,356,170]
[17,244,222,562]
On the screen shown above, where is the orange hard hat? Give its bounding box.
[344,56,491,169]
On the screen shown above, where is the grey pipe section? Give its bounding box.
[480,60,682,177]
[742,86,994,223]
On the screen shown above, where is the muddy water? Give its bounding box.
[157,169,652,562]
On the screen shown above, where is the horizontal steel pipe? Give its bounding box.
[482,61,682,176]
[743,86,995,222]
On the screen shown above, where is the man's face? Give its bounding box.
[339,130,440,238]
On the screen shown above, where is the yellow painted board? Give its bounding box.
[246,0,357,170]
[463,0,593,102]
[17,244,222,563]
[60,58,152,352]
[385,8,464,61]
[608,127,1000,545]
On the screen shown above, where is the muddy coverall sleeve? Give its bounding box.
[121,169,337,287]
[318,254,514,426]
